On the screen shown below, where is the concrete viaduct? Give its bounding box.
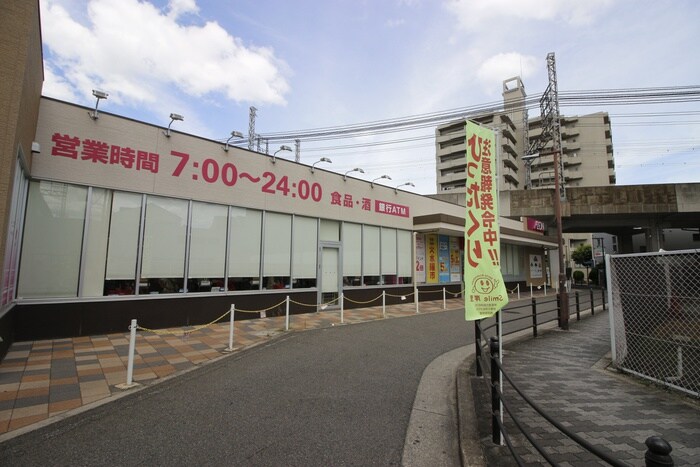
[500,183,700,253]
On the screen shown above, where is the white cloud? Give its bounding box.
[167,0,198,20]
[386,18,406,28]
[40,0,290,109]
[445,0,614,32]
[477,53,538,91]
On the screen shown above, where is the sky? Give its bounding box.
[39,0,700,194]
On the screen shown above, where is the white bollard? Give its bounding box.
[517,283,520,300]
[340,293,344,324]
[443,287,446,309]
[126,319,136,385]
[544,282,547,296]
[415,289,420,314]
[285,296,290,331]
[382,290,386,319]
[116,319,139,389]
[226,304,235,351]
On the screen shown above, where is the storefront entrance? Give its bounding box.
[320,245,340,310]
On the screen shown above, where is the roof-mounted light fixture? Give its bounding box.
[164,113,184,137]
[223,130,245,152]
[271,145,292,163]
[394,181,415,193]
[88,89,108,120]
[371,174,392,188]
[343,167,364,181]
[311,157,332,173]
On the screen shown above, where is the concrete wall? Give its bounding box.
[0,0,43,357]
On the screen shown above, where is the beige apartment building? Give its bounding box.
[435,76,617,279]
[436,77,615,193]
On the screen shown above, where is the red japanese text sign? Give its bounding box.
[464,121,509,320]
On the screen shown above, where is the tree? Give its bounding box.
[571,244,593,267]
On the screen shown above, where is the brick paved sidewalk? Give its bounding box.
[472,311,700,466]
[0,298,454,436]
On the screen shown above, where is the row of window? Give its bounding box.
[17,181,414,299]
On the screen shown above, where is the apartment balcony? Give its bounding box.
[436,132,466,146]
[437,157,466,171]
[437,140,466,153]
[563,158,582,168]
[501,126,517,144]
[503,173,519,187]
[530,153,555,169]
[503,157,518,172]
[502,144,518,158]
[438,171,468,185]
[561,129,579,139]
[439,182,466,192]
[499,113,516,130]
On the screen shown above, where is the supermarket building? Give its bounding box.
[0,2,556,358]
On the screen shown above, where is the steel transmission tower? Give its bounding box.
[248,106,257,151]
[525,52,566,201]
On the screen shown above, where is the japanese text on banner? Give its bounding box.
[464,121,509,321]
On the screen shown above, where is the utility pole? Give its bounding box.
[546,52,569,330]
[525,52,569,329]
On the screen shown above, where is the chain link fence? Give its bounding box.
[607,249,700,397]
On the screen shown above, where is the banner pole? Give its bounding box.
[498,308,504,445]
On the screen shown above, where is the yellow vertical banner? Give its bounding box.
[426,234,439,284]
[464,121,509,320]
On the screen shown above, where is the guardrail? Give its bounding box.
[473,291,675,466]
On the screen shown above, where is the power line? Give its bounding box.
[256,85,700,144]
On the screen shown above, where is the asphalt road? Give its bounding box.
[0,296,561,466]
[1,309,475,466]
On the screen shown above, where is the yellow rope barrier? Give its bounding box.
[136,309,231,336]
[135,287,465,338]
[385,291,414,298]
[235,299,288,314]
[343,294,383,305]
[446,289,465,297]
[289,295,340,308]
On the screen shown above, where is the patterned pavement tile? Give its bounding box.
[0,298,457,436]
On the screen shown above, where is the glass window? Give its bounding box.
[381,228,397,284]
[363,225,380,285]
[263,212,291,289]
[2,158,27,305]
[228,207,261,290]
[188,201,227,293]
[342,222,361,286]
[140,196,188,294]
[18,181,87,298]
[501,244,522,277]
[104,192,142,295]
[320,219,340,242]
[397,230,413,284]
[82,188,111,297]
[292,216,317,288]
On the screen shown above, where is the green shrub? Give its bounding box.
[572,270,584,284]
[589,267,599,285]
